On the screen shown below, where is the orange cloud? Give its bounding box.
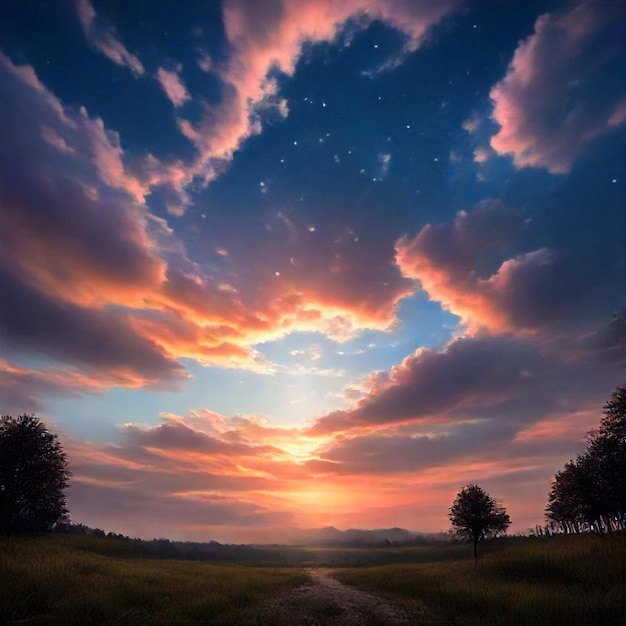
[395,199,605,338]
[62,390,614,540]
[395,200,537,333]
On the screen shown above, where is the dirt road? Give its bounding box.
[257,567,439,625]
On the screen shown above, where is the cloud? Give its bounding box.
[209,212,415,340]
[176,0,460,176]
[310,319,625,437]
[60,342,622,539]
[395,199,616,336]
[70,0,466,225]
[121,419,281,457]
[310,334,546,434]
[396,200,533,333]
[0,51,421,388]
[0,359,113,414]
[196,49,212,73]
[0,268,187,387]
[489,0,626,173]
[63,411,322,540]
[0,53,164,309]
[68,481,294,542]
[301,399,605,530]
[2,45,620,425]
[75,0,145,76]
[131,153,194,216]
[157,65,191,108]
[289,345,322,361]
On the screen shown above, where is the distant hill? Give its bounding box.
[55,521,449,550]
[279,525,443,546]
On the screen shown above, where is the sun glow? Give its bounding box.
[276,437,324,462]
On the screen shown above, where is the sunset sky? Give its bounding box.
[0,0,624,543]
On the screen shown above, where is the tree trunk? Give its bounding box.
[473,538,478,561]
[597,519,605,536]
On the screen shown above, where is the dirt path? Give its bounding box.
[256,568,438,625]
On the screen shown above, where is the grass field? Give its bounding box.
[2,534,625,625]
[334,534,626,625]
[0,535,309,625]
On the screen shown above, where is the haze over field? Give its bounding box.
[0,0,624,543]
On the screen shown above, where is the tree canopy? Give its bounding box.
[546,386,626,534]
[449,484,510,559]
[0,414,70,534]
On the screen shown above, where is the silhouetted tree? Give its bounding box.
[588,387,626,531]
[546,387,626,533]
[449,484,511,560]
[0,414,70,534]
[546,457,598,533]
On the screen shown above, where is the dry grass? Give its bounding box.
[333,535,626,625]
[0,535,309,625]
[3,533,625,625]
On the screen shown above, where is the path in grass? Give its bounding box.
[257,567,436,625]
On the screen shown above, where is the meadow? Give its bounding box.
[334,534,626,625]
[0,535,309,625]
[1,534,624,624]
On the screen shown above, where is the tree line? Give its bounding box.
[545,387,626,535]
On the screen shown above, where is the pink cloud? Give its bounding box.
[1,52,147,204]
[309,316,624,437]
[473,146,492,164]
[76,0,463,214]
[78,110,147,203]
[310,334,548,434]
[0,52,70,123]
[177,0,459,172]
[75,0,145,76]
[157,65,191,108]
[489,0,626,173]
[41,126,75,154]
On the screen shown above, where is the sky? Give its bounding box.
[0,0,624,543]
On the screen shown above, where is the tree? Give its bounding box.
[546,457,597,534]
[546,387,626,534]
[0,414,70,534]
[586,386,626,531]
[449,484,511,560]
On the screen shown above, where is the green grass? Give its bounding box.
[333,535,626,626]
[0,535,309,625]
